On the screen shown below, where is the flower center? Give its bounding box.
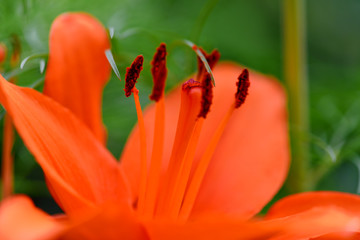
[122,44,249,222]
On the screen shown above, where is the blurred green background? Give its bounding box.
[0,0,360,214]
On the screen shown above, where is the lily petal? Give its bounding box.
[144,216,282,240]
[120,63,289,219]
[44,12,110,144]
[268,207,360,240]
[61,203,149,240]
[310,233,360,240]
[266,191,360,239]
[0,195,65,240]
[266,191,360,218]
[0,75,131,214]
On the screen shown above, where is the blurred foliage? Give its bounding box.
[0,0,360,213]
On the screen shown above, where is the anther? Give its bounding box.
[235,69,250,108]
[124,55,144,97]
[149,43,167,101]
[198,73,213,118]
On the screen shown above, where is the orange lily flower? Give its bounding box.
[0,12,359,240]
[0,60,359,239]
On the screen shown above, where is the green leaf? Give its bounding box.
[20,53,48,69]
[28,77,45,89]
[105,49,122,81]
[108,27,115,39]
[39,59,46,73]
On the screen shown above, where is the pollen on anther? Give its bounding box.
[235,69,250,108]
[198,73,213,118]
[124,55,144,97]
[149,43,167,102]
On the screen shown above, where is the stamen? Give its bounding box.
[197,48,220,80]
[235,69,250,108]
[124,55,144,97]
[149,43,167,102]
[179,71,250,220]
[198,73,213,118]
[143,43,167,218]
[156,80,202,216]
[143,97,165,218]
[132,88,148,214]
[2,114,14,199]
[123,56,147,213]
[167,72,213,219]
[179,105,235,221]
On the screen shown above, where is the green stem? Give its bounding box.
[283,0,310,192]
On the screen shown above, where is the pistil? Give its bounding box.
[155,80,202,217]
[167,73,213,219]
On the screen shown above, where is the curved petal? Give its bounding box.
[120,63,289,219]
[44,12,110,144]
[310,233,360,240]
[0,75,131,214]
[0,195,65,240]
[267,207,360,240]
[266,191,360,239]
[266,191,360,218]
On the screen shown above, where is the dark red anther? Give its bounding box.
[235,69,250,108]
[124,55,144,97]
[197,48,220,80]
[198,73,213,118]
[149,43,167,102]
[182,78,201,92]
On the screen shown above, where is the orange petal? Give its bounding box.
[120,63,289,219]
[61,203,149,240]
[311,233,360,240]
[266,191,360,239]
[0,75,131,214]
[267,191,360,218]
[44,12,110,144]
[267,207,360,240]
[0,195,65,240]
[144,216,282,240]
